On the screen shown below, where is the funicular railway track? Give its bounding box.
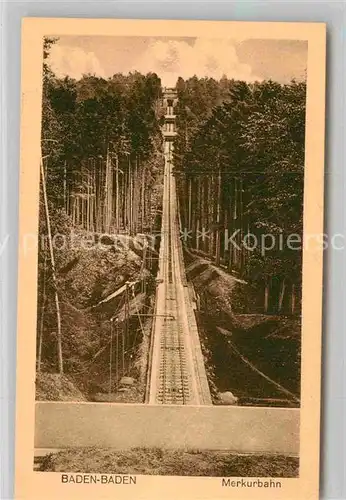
[147,110,212,405]
[157,146,190,404]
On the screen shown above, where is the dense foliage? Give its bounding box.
[38,38,305,381]
[42,39,162,203]
[38,38,163,375]
[174,76,306,314]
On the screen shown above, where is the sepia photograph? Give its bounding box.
[15,18,325,500]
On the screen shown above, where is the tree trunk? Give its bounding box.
[63,160,67,212]
[115,321,119,390]
[233,178,238,269]
[188,176,192,232]
[129,157,133,235]
[40,157,63,374]
[196,180,200,252]
[104,150,109,232]
[200,177,205,252]
[134,156,139,234]
[291,283,296,315]
[191,178,196,248]
[115,153,119,233]
[239,177,244,276]
[37,252,47,373]
[77,196,80,227]
[215,164,222,266]
[141,163,146,232]
[86,170,90,232]
[208,176,213,256]
[264,280,269,314]
[123,282,129,376]
[278,278,286,313]
[228,177,234,272]
[109,321,113,396]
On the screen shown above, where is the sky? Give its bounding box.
[47,36,307,86]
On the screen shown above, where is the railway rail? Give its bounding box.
[147,136,212,406]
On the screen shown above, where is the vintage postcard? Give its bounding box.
[15,18,326,500]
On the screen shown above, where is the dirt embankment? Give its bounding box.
[38,447,299,477]
[36,373,88,402]
[37,230,160,403]
[185,252,301,408]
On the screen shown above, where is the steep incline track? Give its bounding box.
[148,138,212,406]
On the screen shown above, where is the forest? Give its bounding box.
[37,38,164,385]
[41,39,163,234]
[173,75,306,315]
[37,38,304,401]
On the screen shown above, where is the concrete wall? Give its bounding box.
[35,403,300,455]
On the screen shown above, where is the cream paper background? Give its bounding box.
[15,17,326,500]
